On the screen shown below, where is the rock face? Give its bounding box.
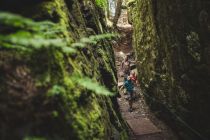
[128,0,210,139]
[0,0,128,140]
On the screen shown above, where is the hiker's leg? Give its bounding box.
[127,92,132,111]
[134,89,138,100]
[132,88,136,100]
[128,100,132,109]
[130,91,133,109]
[128,99,133,112]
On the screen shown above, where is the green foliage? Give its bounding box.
[0,12,118,53]
[95,0,108,9]
[72,74,114,96]
[47,85,66,97]
[0,12,116,98]
[0,12,75,53]
[0,12,52,30]
[46,73,114,98]
[71,33,118,48]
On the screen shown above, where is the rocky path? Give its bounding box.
[113,8,178,140]
[115,50,176,140]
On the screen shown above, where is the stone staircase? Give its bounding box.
[117,82,163,140]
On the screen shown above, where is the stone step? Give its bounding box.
[127,118,161,136]
[134,133,164,140]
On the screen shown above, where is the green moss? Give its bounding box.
[131,0,210,139]
[0,0,128,139]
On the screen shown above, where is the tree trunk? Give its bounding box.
[113,0,122,28]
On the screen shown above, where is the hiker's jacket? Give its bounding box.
[124,80,134,92]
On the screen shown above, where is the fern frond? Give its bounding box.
[0,12,76,53]
[47,85,66,97]
[72,75,114,96]
[71,33,118,49]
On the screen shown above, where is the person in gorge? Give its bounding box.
[130,70,138,85]
[121,55,131,77]
[130,70,138,99]
[122,76,134,112]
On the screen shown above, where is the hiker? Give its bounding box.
[121,55,131,77]
[130,71,138,85]
[122,76,134,112]
[130,71,139,99]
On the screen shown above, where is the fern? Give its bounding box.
[0,12,116,97]
[0,12,75,53]
[71,33,118,48]
[0,12,118,54]
[46,74,114,97]
[47,85,66,97]
[0,12,55,31]
[72,74,114,96]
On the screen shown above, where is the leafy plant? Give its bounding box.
[0,12,116,97]
[0,12,118,53]
[72,74,114,96]
[95,0,108,9]
[47,85,66,97]
[71,33,118,48]
[0,12,75,53]
[46,73,114,98]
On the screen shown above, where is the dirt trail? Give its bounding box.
[113,8,178,140]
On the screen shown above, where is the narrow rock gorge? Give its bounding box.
[0,0,210,140]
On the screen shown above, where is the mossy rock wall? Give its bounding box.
[128,0,210,139]
[0,0,128,140]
